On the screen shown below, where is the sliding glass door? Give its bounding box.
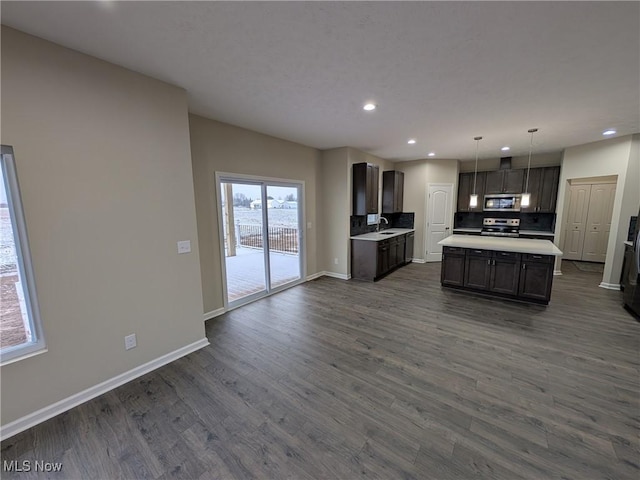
[218,175,303,308]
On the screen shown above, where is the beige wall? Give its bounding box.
[189,115,321,314]
[555,135,639,286]
[396,158,459,261]
[1,28,206,425]
[320,148,350,276]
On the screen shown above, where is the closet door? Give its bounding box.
[563,184,590,261]
[582,184,616,262]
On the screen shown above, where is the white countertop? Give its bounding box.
[624,240,633,247]
[350,228,415,241]
[452,228,481,233]
[439,234,563,256]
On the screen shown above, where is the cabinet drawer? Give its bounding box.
[443,246,465,255]
[493,251,521,260]
[522,253,553,263]
[467,249,491,257]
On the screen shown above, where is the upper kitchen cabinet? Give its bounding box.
[382,170,404,213]
[353,162,379,215]
[521,166,560,213]
[457,171,485,212]
[484,169,525,194]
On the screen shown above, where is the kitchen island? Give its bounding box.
[438,235,562,304]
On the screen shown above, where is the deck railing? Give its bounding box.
[236,224,298,254]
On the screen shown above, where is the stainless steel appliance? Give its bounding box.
[481,218,520,237]
[483,194,521,212]
[623,208,640,317]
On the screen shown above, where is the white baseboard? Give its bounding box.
[305,272,324,281]
[322,271,350,280]
[599,282,620,291]
[553,270,563,276]
[0,338,210,441]
[203,308,226,321]
[411,258,426,264]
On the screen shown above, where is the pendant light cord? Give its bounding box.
[473,136,482,194]
[525,128,537,193]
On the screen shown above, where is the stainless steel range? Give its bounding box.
[481,218,520,237]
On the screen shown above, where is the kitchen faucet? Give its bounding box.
[377,216,389,232]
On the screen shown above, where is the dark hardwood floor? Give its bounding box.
[2,262,639,479]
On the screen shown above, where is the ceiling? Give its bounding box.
[2,1,639,162]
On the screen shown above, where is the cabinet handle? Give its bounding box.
[474,250,483,254]
[532,255,542,259]
[522,264,527,270]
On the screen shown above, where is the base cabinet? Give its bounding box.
[442,247,466,286]
[442,246,554,304]
[352,233,414,281]
[518,254,554,301]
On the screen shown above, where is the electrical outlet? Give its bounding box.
[124,333,137,350]
[334,257,339,265]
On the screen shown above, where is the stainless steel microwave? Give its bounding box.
[483,194,521,212]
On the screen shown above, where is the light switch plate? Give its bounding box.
[177,240,191,254]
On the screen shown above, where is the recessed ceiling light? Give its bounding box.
[602,129,616,136]
[408,139,416,145]
[501,146,510,151]
[363,103,376,111]
[427,152,435,157]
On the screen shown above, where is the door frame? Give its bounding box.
[215,172,306,310]
[425,183,454,262]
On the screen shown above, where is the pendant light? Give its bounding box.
[521,128,538,208]
[469,136,482,208]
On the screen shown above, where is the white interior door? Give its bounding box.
[563,184,590,261]
[426,184,453,262]
[582,183,616,262]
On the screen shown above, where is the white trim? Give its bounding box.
[599,282,620,290]
[0,338,209,441]
[305,272,324,281]
[203,308,226,321]
[322,271,351,280]
[553,270,563,276]
[411,258,427,264]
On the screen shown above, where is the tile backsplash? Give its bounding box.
[350,212,415,236]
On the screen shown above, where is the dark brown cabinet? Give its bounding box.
[518,253,554,301]
[376,240,390,276]
[352,232,414,281]
[521,166,560,213]
[457,171,485,212]
[441,246,466,287]
[464,249,492,290]
[353,162,379,215]
[382,171,404,213]
[484,169,525,194]
[538,166,560,212]
[489,251,521,295]
[440,247,554,304]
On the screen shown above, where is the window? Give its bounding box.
[1,145,45,364]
